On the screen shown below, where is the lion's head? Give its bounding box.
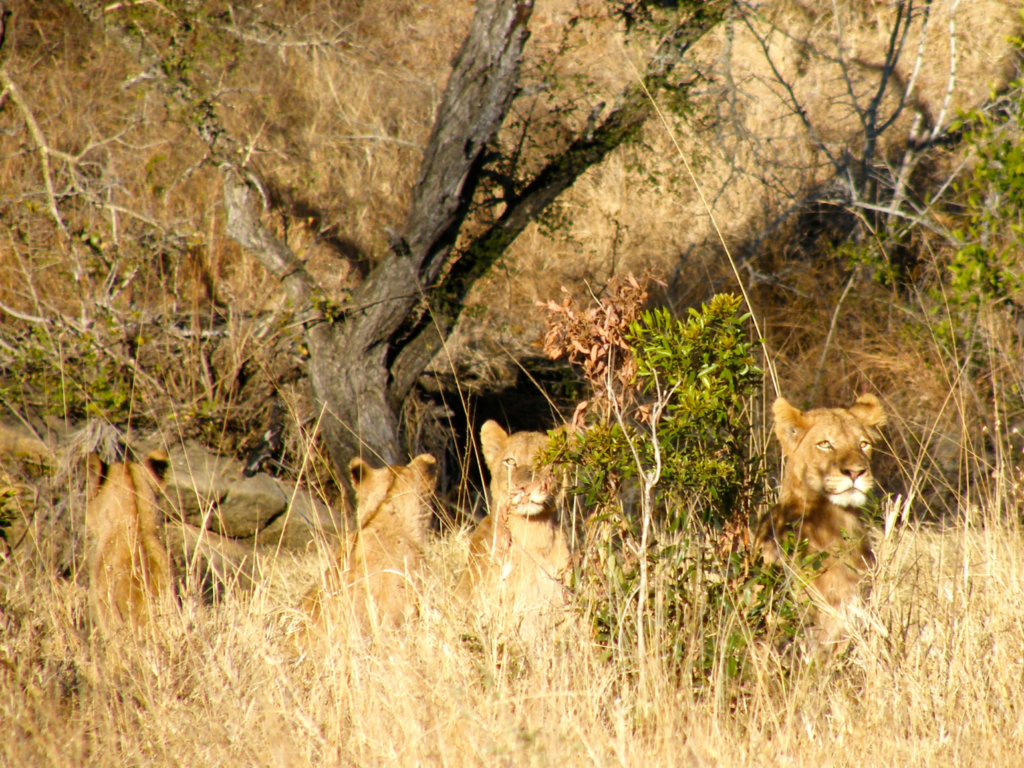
[773,394,886,508]
[479,421,556,517]
[349,453,437,545]
[299,453,437,640]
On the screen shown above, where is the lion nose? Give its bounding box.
[843,466,866,481]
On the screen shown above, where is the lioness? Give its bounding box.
[302,453,437,637]
[456,421,571,640]
[86,450,174,633]
[757,394,886,644]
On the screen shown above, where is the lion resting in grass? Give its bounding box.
[302,454,437,637]
[86,450,174,633]
[757,394,886,646]
[456,421,571,641]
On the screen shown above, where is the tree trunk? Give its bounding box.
[81,0,730,484]
[224,0,729,479]
[297,0,535,471]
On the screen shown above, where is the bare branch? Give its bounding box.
[861,1,913,134]
[219,166,315,308]
[738,10,843,173]
[888,110,924,218]
[0,298,49,325]
[0,64,70,239]
[899,0,934,110]
[872,1,924,138]
[929,0,960,142]
[830,0,868,128]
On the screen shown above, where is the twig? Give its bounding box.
[0,72,69,240]
[888,111,924,220]
[830,197,950,237]
[217,23,349,51]
[928,0,960,143]
[0,298,48,325]
[899,0,934,109]
[739,11,842,174]
[867,1,916,138]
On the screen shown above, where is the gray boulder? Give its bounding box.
[142,438,342,549]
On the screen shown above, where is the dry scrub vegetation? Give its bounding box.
[3,0,1024,765]
[1,495,1022,766]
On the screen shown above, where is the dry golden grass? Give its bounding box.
[2,3,1024,761]
[1,481,1022,767]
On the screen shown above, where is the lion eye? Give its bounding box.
[859,439,871,451]
[816,441,833,451]
[503,458,517,468]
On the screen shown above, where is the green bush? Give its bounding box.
[542,284,804,687]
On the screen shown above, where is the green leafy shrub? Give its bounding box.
[947,67,1024,312]
[541,278,804,687]
[0,324,141,424]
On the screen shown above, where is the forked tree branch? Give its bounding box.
[0,5,70,240]
[389,0,731,405]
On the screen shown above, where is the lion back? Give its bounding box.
[302,453,437,636]
[85,450,173,633]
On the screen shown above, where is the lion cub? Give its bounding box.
[456,421,571,639]
[302,454,437,637]
[86,450,174,633]
[757,394,886,643]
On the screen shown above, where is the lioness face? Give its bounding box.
[479,421,555,517]
[773,395,886,508]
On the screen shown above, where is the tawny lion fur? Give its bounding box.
[86,450,174,633]
[302,453,437,636]
[456,421,571,639]
[757,393,886,643]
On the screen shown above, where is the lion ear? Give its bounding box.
[849,394,886,442]
[349,457,382,491]
[143,450,170,485]
[772,397,807,456]
[849,394,886,429]
[409,453,438,491]
[86,453,107,501]
[348,457,392,519]
[479,421,510,473]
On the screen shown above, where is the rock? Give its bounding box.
[217,473,290,538]
[253,491,344,551]
[162,440,288,538]
[139,437,343,550]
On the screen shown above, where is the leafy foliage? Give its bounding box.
[547,293,762,526]
[1,324,141,424]
[542,280,803,685]
[947,75,1024,310]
